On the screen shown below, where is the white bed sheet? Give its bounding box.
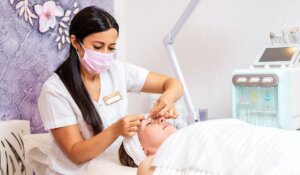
[23,133,137,175]
[80,153,137,175]
[153,119,300,175]
[78,152,137,175]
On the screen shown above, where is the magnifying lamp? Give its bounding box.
[163,0,202,124]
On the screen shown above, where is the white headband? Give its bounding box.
[123,134,147,166]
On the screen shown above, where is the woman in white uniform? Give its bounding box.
[38,6,183,174]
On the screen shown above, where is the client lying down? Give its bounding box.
[119,117,300,175]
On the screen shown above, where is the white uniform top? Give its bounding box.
[38,60,149,174]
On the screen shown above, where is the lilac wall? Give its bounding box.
[0,0,114,133]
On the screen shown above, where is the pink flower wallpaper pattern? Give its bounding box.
[0,0,114,133]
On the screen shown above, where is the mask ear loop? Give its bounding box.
[75,39,82,58]
[77,39,85,49]
[75,39,84,57]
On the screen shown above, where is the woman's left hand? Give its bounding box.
[149,94,179,119]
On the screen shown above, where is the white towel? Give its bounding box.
[152,118,300,175]
[123,134,147,166]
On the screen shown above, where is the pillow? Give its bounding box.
[123,134,146,166]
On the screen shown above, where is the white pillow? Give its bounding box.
[23,133,52,175]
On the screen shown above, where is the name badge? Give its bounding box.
[103,91,122,105]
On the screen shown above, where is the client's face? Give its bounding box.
[138,117,177,156]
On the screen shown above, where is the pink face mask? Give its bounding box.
[77,42,114,74]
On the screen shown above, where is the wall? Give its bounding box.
[0,0,114,133]
[114,0,300,119]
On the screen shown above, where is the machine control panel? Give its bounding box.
[232,74,278,87]
[249,77,261,83]
[262,77,274,83]
[253,45,300,67]
[236,77,247,83]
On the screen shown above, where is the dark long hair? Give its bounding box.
[119,142,138,167]
[55,6,119,135]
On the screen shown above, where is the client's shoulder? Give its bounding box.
[137,155,155,175]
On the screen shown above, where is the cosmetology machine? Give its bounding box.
[232,45,300,130]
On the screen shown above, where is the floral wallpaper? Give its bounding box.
[0,0,114,133]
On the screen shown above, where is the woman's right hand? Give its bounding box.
[114,114,145,137]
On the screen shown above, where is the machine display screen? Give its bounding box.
[259,47,297,62]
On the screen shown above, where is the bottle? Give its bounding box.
[251,86,261,125]
[269,86,278,127]
[262,86,277,127]
[238,87,250,122]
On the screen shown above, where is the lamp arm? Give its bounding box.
[163,0,202,124]
[167,0,202,44]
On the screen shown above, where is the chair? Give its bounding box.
[0,120,31,175]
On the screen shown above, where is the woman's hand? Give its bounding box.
[141,72,183,120]
[149,94,179,119]
[114,114,145,137]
